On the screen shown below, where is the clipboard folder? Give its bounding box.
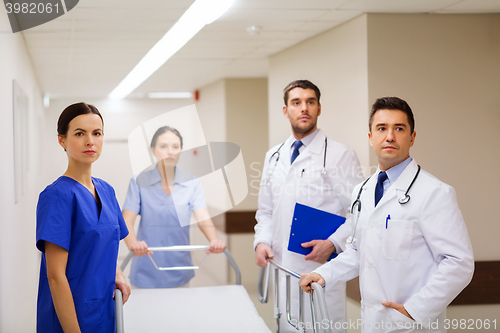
[288,203,346,261]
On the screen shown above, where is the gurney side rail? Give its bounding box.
[115,289,124,333]
[258,259,332,333]
[120,245,241,285]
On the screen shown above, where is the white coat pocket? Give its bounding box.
[382,220,414,260]
[386,308,418,332]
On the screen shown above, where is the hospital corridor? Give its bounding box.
[1,1,499,332]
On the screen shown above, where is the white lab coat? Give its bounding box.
[315,160,474,333]
[255,129,363,333]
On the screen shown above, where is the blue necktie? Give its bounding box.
[374,171,388,207]
[290,140,303,164]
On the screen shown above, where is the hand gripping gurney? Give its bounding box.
[258,259,333,333]
[115,245,271,333]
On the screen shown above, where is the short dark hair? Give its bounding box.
[150,126,183,149]
[57,102,103,136]
[283,80,321,106]
[369,97,415,133]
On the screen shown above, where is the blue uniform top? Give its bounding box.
[36,176,128,333]
[123,166,206,288]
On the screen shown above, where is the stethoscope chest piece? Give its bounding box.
[398,194,411,204]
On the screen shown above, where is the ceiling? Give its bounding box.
[19,0,500,98]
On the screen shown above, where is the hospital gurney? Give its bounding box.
[258,259,332,333]
[115,245,271,333]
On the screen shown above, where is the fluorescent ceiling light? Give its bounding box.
[109,0,235,100]
[148,92,193,99]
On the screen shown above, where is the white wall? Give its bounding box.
[225,78,268,211]
[196,77,269,211]
[195,79,226,143]
[0,9,45,332]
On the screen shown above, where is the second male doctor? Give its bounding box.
[300,97,474,332]
[254,80,363,332]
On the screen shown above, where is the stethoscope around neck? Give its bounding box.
[266,137,328,184]
[347,164,421,245]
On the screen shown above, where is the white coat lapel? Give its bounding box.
[279,135,294,173]
[291,129,324,166]
[361,175,378,215]
[306,129,325,156]
[269,136,294,211]
[392,159,419,203]
[375,179,398,209]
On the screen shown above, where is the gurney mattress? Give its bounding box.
[123,285,271,333]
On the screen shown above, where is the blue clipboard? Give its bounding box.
[288,203,346,261]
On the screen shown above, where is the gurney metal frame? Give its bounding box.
[258,259,332,333]
[115,245,242,333]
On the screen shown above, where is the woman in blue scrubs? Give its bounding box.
[122,126,226,288]
[36,103,130,333]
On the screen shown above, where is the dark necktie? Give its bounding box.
[290,140,303,164]
[374,171,388,207]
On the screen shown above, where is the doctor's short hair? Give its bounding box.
[369,97,415,133]
[57,102,103,136]
[150,126,183,149]
[283,80,321,106]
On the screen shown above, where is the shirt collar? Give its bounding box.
[140,166,189,188]
[290,128,319,148]
[378,157,413,184]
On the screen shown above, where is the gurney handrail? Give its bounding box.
[115,289,124,333]
[121,246,241,285]
[257,259,332,333]
[148,245,211,251]
[268,258,300,279]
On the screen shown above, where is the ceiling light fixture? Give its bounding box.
[109,0,235,99]
[246,25,262,36]
[147,92,193,99]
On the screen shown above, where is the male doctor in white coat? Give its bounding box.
[254,80,363,332]
[300,97,474,332]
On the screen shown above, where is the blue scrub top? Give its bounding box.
[123,166,206,288]
[36,176,128,333]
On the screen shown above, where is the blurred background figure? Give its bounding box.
[122,126,226,288]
